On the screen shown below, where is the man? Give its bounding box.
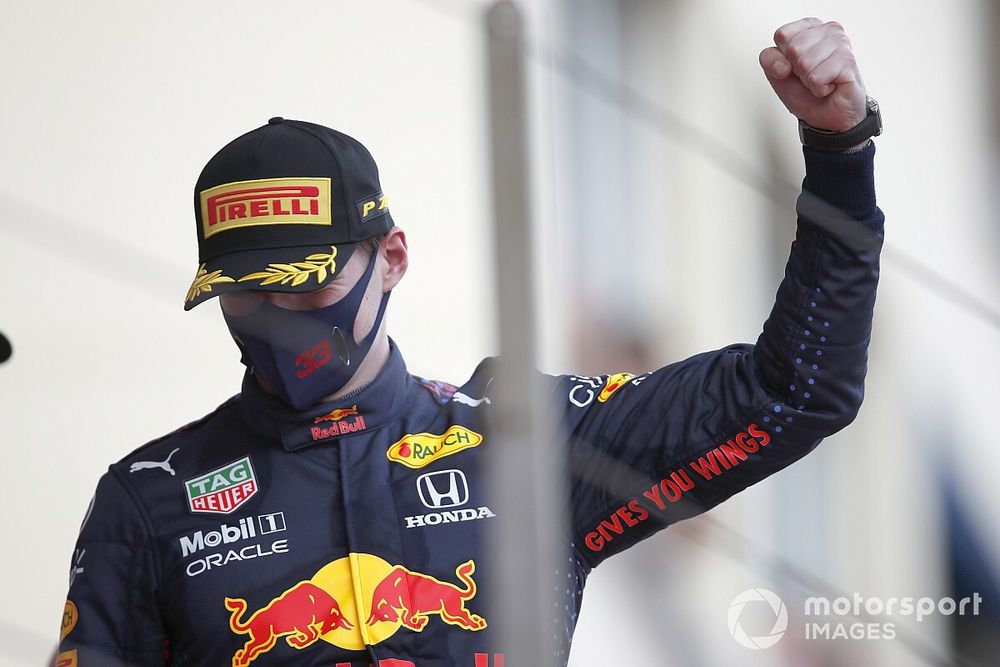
[55,17,883,667]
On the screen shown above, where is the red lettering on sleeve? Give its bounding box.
[584,531,605,552]
[690,450,724,480]
[643,484,666,510]
[599,514,625,537]
[627,499,649,522]
[748,422,771,446]
[617,505,639,528]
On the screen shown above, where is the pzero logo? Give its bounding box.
[386,426,483,469]
[417,470,469,509]
[200,177,332,238]
[728,588,788,649]
[185,456,258,515]
[355,191,390,222]
[129,447,180,476]
[225,555,486,665]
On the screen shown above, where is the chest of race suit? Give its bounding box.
[119,356,594,667]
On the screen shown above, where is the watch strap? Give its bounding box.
[799,97,883,152]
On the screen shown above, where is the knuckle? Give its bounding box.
[825,20,845,32]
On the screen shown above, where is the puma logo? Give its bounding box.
[452,391,491,407]
[129,447,180,476]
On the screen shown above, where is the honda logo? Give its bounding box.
[417,469,469,509]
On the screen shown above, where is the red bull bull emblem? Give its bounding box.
[225,554,487,665]
[226,582,353,666]
[366,559,486,632]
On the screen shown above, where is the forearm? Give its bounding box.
[755,142,883,430]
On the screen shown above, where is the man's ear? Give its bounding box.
[379,227,408,292]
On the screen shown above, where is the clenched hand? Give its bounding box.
[760,18,868,132]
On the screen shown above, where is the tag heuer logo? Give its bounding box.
[185,456,258,515]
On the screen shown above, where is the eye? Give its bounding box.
[220,291,263,316]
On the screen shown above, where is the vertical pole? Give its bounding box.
[485,1,566,664]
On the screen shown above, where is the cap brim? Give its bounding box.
[183,242,357,310]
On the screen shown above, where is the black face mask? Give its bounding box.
[222,251,390,410]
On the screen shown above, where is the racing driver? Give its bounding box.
[55,17,884,667]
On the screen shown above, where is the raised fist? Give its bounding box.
[759,18,868,132]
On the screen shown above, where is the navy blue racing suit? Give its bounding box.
[55,145,883,666]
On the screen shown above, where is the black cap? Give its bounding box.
[183,118,394,310]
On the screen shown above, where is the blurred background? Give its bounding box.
[2,0,998,665]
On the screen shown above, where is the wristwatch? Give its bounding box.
[798,96,882,152]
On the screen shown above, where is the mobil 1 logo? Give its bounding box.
[180,511,290,577]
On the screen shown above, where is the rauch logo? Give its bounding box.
[386,426,483,469]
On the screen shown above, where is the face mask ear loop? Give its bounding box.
[347,249,390,350]
[358,288,392,350]
[343,248,381,309]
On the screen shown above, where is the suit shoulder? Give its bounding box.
[115,395,241,467]
[411,374,459,405]
[409,357,498,409]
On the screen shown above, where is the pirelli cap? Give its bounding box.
[183,117,394,310]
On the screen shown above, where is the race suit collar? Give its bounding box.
[238,338,414,451]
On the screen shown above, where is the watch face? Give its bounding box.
[866,97,883,135]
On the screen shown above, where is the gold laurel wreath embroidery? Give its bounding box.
[185,264,236,303]
[237,246,338,287]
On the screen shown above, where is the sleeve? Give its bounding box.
[55,468,168,666]
[563,143,884,568]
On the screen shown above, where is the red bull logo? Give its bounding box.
[225,554,486,665]
[366,560,486,632]
[311,405,367,441]
[226,582,353,666]
[314,405,360,424]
